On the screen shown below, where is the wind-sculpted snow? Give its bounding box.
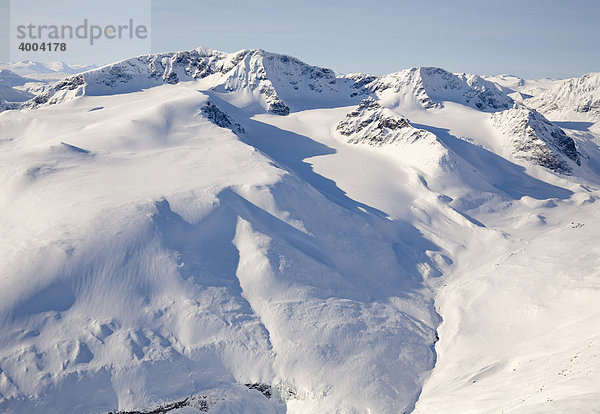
[492,104,581,174]
[0,84,441,414]
[528,72,600,118]
[360,67,513,112]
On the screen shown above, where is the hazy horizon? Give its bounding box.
[1,0,598,79]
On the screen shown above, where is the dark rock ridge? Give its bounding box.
[0,100,22,111]
[107,383,296,413]
[244,382,299,402]
[200,100,245,134]
[245,382,273,399]
[109,394,220,414]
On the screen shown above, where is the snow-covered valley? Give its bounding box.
[0,48,599,413]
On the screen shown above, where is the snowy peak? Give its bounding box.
[45,61,97,74]
[24,48,238,109]
[362,67,513,112]
[1,60,57,74]
[528,72,600,118]
[337,97,435,146]
[25,48,349,115]
[219,49,346,114]
[492,104,581,174]
[334,97,463,179]
[484,74,526,91]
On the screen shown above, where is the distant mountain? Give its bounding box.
[0,69,36,87]
[351,67,514,111]
[527,72,600,118]
[0,60,97,75]
[0,84,34,102]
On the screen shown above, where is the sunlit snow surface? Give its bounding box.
[0,49,599,413]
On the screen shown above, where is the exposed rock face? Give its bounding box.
[527,72,600,118]
[110,394,221,413]
[200,100,245,134]
[344,73,379,98]
[0,100,23,111]
[492,104,581,174]
[354,67,513,112]
[337,98,435,146]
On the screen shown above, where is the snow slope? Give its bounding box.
[1,47,599,414]
[414,185,600,414]
[0,83,441,414]
[0,85,33,103]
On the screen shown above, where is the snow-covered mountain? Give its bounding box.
[0,85,33,103]
[334,97,457,177]
[0,47,599,414]
[0,60,97,75]
[353,67,514,111]
[527,72,600,119]
[16,50,515,117]
[0,69,35,87]
[23,48,358,115]
[0,70,37,103]
[336,98,435,146]
[491,104,581,174]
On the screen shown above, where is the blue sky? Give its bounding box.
[4,0,599,78]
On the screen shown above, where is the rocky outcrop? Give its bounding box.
[492,104,580,174]
[337,98,436,146]
[109,394,221,413]
[200,100,245,134]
